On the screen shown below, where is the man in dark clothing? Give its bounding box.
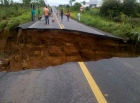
[60,9,63,20]
[38,7,41,20]
[67,11,70,21]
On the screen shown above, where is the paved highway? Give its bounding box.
[0,57,140,103]
[0,7,140,103]
[18,7,120,39]
[19,7,103,35]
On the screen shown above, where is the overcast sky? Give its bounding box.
[14,0,89,6]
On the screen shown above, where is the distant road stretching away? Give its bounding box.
[18,6,122,39]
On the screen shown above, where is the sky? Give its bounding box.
[46,0,89,6]
[13,0,89,6]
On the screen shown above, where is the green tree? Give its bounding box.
[39,0,45,5]
[4,0,9,6]
[22,0,31,4]
[122,0,137,16]
[71,2,81,11]
[0,0,4,5]
[85,7,90,11]
[69,0,75,6]
[66,4,70,10]
[10,0,13,4]
[100,0,122,18]
[136,3,140,15]
[81,0,86,5]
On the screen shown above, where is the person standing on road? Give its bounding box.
[31,4,35,21]
[49,7,53,17]
[32,8,36,21]
[77,12,80,21]
[50,8,53,13]
[56,10,59,18]
[67,10,70,22]
[43,6,50,25]
[38,7,40,20]
[60,9,63,20]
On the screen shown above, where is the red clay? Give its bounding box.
[0,30,139,72]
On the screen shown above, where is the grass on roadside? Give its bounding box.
[70,11,140,41]
[0,4,44,35]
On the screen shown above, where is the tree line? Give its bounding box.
[0,0,45,6]
[100,0,140,20]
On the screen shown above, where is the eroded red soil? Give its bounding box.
[0,29,139,72]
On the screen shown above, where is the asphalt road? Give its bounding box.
[85,57,140,103]
[0,57,140,103]
[18,7,120,38]
[1,7,140,103]
[0,63,97,103]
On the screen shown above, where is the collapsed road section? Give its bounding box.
[0,29,139,72]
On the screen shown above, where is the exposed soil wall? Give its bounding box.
[0,29,139,72]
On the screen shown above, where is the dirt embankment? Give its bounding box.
[0,29,139,72]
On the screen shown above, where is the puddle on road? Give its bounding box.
[0,29,140,72]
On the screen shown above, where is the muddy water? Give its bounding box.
[0,29,139,72]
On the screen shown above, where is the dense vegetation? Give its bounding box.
[0,0,45,34]
[59,0,140,47]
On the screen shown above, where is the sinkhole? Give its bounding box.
[0,29,139,72]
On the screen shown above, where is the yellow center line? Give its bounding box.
[78,62,107,103]
[53,11,63,29]
[61,24,65,29]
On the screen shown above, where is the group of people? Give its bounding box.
[59,9,81,22]
[32,5,81,24]
[31,7,41,21]
[42,7,71,24]
[31,5,52,25]
[59,9,70,22]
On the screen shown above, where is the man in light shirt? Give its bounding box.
[77,12,80,21]
[43,6,50,25]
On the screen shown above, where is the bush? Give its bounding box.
[2,15,7,20]
[0,21,8,31]
[4,19,20,34]
[122,0,137,17]
[100,0,122,18]
[85,7,90,11]
[70,2,81,11]
[89,8,100,16]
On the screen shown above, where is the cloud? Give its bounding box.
[48,0,89,6]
